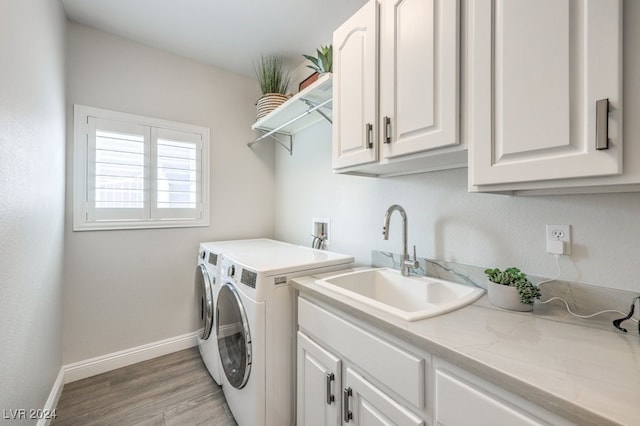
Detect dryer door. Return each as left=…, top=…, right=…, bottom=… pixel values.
left=217, top=283, right=251, bottom=389
left=195, top=264, right=214, bottom=340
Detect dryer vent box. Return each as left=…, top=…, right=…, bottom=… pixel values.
left=312, top=217, right=330, bottom=248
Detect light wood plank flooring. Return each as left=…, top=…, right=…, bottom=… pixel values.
left=53, top=347, right=236, bottom=426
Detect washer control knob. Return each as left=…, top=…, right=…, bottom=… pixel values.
left=227, top=264, right=235, bottom=277
left=200, top=251, right=206, bottom=260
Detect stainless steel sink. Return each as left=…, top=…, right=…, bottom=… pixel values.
left=315, top=268, right=484, bottom=321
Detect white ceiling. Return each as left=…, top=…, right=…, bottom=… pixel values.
left=61, top=0, right=368, bottom=78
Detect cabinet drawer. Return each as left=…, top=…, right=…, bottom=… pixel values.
left=435, top=368, right=545, bottom=425
left=298, top=296, right=426, bottom=408
left=434, top=359, right=573, bottom=426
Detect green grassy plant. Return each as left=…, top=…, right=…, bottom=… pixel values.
left=254, top=55, right=290, bottom=95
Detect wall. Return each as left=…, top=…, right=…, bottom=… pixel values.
left=274, top=1, right=640, bottom=294
left=0, top=0, right=66, bottom=416
left=64, top=22, right=275, bottom=364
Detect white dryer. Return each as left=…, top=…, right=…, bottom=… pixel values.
left=195, top=243, right=225, bottom=385
left=196, top=239, right=263, bottom=384
left=215, top=239, right=353, bottom=426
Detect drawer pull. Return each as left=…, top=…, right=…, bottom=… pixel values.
left=343, top=387, right=353, bottom=422
left=596, top=98, right=610, bottom=150
left=366, top=123, right=373, bottom=149
left=384, top=116, right=392, bottom=144
left=326, top=373, right=335, bottom=405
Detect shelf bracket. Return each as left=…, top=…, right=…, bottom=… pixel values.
left=266, top=132, right=293, bottom=155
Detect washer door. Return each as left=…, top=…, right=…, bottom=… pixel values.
left=195, top=264, right=213, bottom=340
left=217, top=283, right=251, bottom=389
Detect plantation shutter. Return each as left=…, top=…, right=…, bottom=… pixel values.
left=74, top=105, right=209, bottom=231
left=87, top=117, right=149, bottom=222
left=151, top=127, right=203, bottom=220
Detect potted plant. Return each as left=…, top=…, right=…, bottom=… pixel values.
left=484, top=267, right=541, bottom=311
left=254, top=55, right=291, bottom=119
left=303, top=44, right=333, bottom=74
left=299, top=45, right=333, bottom=91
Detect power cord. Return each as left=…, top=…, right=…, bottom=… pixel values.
left=536, top=253, right=562, bottom=286
left=537, top=254, right=639, bottom=324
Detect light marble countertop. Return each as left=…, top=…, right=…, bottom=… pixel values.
left=292, top=268, right=640, bottom=426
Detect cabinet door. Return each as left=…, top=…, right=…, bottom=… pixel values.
left=469, top=0, right=622, bottom=186
left=344, top=367, right=424, bottom=426
left=379, top=0, right=459, bottom=159
left=297, top=332, right=342, bottom=426
left=333, top=0, right=379, bottom=169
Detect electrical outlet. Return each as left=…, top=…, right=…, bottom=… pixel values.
left=546, top=224, right=571, bottom=255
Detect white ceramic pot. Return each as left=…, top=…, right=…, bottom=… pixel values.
left=486, top=281, right=533, bottom=312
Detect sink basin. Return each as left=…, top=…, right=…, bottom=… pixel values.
left=315, top=268, right=484, bottom=321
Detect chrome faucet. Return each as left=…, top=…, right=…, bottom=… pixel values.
left=382, top=204, right=419, bottom=277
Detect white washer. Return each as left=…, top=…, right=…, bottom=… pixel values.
left=215, top=239, right=353, bottom=426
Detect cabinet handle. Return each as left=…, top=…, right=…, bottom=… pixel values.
left=343, top=387, right=353, bottom=422
left=384, top=116, right=392, bottom=144
left=366, top=123, right=373, bottom=149
left=596, top=98, right=610, bottom=150
left=325, top=373, right=335, bottom=404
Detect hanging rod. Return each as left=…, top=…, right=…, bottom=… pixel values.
left=248, top=97, right=333, bottom=148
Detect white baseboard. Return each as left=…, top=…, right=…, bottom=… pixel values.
left=63, top=331, right=199, bottom=384
left=37, top=368, right=64, bottom=426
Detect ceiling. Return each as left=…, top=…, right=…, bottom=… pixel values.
left=61, top=0, right=368, bottom=78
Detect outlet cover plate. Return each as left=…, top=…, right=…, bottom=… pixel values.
left=546, top=224, right=571, bottom=255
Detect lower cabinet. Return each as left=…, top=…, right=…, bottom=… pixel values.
left=345, top=367, right=424, bottom=426
left=296, top=295, right=573, bottom=425
left=297, top=296, right=429, bottom=425
left=297, top=332, right=342, bottom=425
left=297, top=332, right=424, bottom=426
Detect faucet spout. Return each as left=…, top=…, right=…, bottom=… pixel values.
left=382, top=204, right=417, bottom=277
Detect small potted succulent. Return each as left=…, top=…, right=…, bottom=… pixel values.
left=253, top=55, right=291, bottom=119
left=299, top=45, right=333, bottom=91
left=303, top=44, right=333, bottom=74
left=484, top=267, right=541, bottom=311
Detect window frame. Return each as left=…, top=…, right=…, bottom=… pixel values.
left=73, top=104, right=210, bottom=231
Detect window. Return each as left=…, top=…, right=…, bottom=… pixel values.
left=73, top=105, right=210, bottom=230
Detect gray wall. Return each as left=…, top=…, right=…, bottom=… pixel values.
left=0, top=0, right=66, bottom=416
left=274, top=1, right=640, bottom=294
left=63, top=22, right=276, bottom=364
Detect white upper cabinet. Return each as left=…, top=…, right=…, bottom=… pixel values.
left=469, top=0, right=623, bottom=191
left=379, top=0, right=459, bottom=159
left=333, top=0, right=465, bottom=177
left=332, top=0, right=379, bottom=169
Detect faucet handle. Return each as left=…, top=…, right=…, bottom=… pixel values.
left=404, top=245, right=420, bottom=270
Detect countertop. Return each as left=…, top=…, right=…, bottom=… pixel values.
left=292, top=269, right=640, bottom=426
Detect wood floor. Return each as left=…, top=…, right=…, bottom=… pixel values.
left=53, top=348, right=237, bottom=426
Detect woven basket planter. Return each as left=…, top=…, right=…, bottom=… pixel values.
left=256, top=93, right=289, bottom=119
